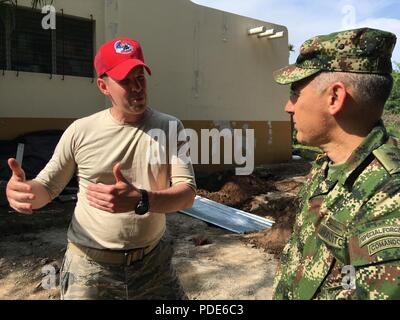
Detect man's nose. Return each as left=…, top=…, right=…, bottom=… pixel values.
left=284, top=100, right=295, bottom=114
left=130, top=78, right=142, bottom=92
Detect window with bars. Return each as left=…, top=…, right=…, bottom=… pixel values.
left=56, top=14, right=94, bottom=78
left=0, top=4, right=95, bottom=78
left=0, top=18, right=5, bottom=71
left=12, top=7, right=52, bottom=73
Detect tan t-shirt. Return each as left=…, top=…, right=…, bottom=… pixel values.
left=34, top=108, right=196, bottom=250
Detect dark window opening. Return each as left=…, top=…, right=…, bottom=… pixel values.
left=11, top=7, right=52, bottom=73
left=0, top=4, right=95, bottom=78
left=57, top=15, right=94, bottom=78
left=0, top=6, right=7, bottom=70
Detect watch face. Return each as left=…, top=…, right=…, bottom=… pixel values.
left=135, top=202, right=148, bottom=215
left=135, top=190, right=149, bottom=215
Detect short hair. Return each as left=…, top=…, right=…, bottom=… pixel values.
left=311, top=72, right=394, bottom=106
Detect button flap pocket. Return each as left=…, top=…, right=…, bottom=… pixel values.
left=317, top=216, right=348, bottom=264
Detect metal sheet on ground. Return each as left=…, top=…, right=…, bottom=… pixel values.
left=180, top=196, right=274, bottom=234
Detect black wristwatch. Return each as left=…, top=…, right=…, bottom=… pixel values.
left=135, top=189, right=149, bottom=215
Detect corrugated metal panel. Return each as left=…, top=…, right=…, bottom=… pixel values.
left=180, top=196, right=274, bottom=234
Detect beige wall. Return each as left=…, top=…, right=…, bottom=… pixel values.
left=0, top=0, right=105, bottom=120
left=112, top=0, right=290, bottom=122
left=107, top=0, right=292, bottom=164
left=184, top=120, right=292, bottom=169
left=0, top=0, right=292, bottom=164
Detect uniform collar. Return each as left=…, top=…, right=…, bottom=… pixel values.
left=325, top=123, right=388, bottom=187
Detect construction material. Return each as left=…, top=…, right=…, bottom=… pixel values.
left=180, top=196, right=274, bottom=234
left=16, top=143, right=25, bottom=165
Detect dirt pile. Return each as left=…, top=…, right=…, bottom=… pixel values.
left=196, top=160, right=311, bottom=257
left=196, top=171, right=276, bottom=208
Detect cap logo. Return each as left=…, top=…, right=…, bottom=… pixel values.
left=114, top=40, right=134, bottom=54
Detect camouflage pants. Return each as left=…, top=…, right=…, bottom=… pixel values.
left=60, top=235, right=187, bottom=300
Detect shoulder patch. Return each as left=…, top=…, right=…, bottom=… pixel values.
left=359, top=225, right=400, bottom=247
left=373, top=144, right=400, bottom=175
left=367, top=237, right=400, bottom=256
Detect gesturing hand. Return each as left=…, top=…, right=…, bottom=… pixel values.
left=6, top=158, right=35, bottom=214
left=87, top=163, right=141, bottom=213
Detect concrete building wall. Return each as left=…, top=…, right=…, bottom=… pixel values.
left=0, top=0, right=292, bottom=167
left=0, top=0, right=105, bottom=139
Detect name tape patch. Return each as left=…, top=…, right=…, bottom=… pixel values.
left=318, top=224, right=346, bottom=249
left=359, top=226, right=400, bottom=247
left=367, top=237, right=400, bottom=256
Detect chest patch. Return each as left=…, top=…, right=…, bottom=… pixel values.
left=359, top=226, right=400, bottom=247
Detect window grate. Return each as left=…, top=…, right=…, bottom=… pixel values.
left=0, top=4, right=95, bottom=78
left=0, top=6, right=7, bottom=70
left=11, top=7, right=52, bottom=74
left=56, top=14, right=94, bottom=78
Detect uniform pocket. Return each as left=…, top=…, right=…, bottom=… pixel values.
left=317, top=216, right=349, bottom=264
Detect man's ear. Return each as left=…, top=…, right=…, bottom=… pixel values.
left=97, top=78, right=109, bottom=95
left=326, top=82, right=347, bottom=116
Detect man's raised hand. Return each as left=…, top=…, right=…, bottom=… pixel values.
left=6, top=158, right=35, bottom=214
left=87, top=163, right=141, bottom=213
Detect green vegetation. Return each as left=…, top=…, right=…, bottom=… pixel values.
left=385, top=63, right=400, bottom=115
left=383, top=63, right=400, bottom=139
left=383, top=63, right=400, bottom=138
left=384, top=121, right=400, bottom=139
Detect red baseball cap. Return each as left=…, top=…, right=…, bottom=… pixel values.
left=94, top=38, right=152, bottom=80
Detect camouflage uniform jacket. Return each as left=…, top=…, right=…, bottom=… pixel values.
left=273, top=124, right=400, bottom=300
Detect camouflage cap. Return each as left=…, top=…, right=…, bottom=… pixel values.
left=274, top=28, right=397, bottom=85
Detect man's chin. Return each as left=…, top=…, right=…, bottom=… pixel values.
left=128, top=104, right=147, bottom=113
left=296, top=134, right=309, bottom=146
left=297, top=136, right=317, bottom=148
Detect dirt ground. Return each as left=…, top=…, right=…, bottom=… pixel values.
left=0, top=160, right=310, bottom=300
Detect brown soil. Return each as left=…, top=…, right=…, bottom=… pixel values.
left=196, top=160, right=310, bottom=256
left=0, top=159, right=311, bottom=300
left=197, top=173, right=276, bottom=208
left=244, top=207, right=297, bottom=256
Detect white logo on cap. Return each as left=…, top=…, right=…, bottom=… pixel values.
left=114, top=40, right=134, bottom=54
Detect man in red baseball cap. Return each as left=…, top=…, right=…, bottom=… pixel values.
left=6, top=38, right=196, bottom=300
left=95, top=38, right=153, bottom=123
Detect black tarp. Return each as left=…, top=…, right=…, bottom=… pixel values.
left=0, top=130, right=77, bottom=194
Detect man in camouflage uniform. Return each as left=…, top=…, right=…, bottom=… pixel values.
left=272, top=28, right=400, bottom=299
